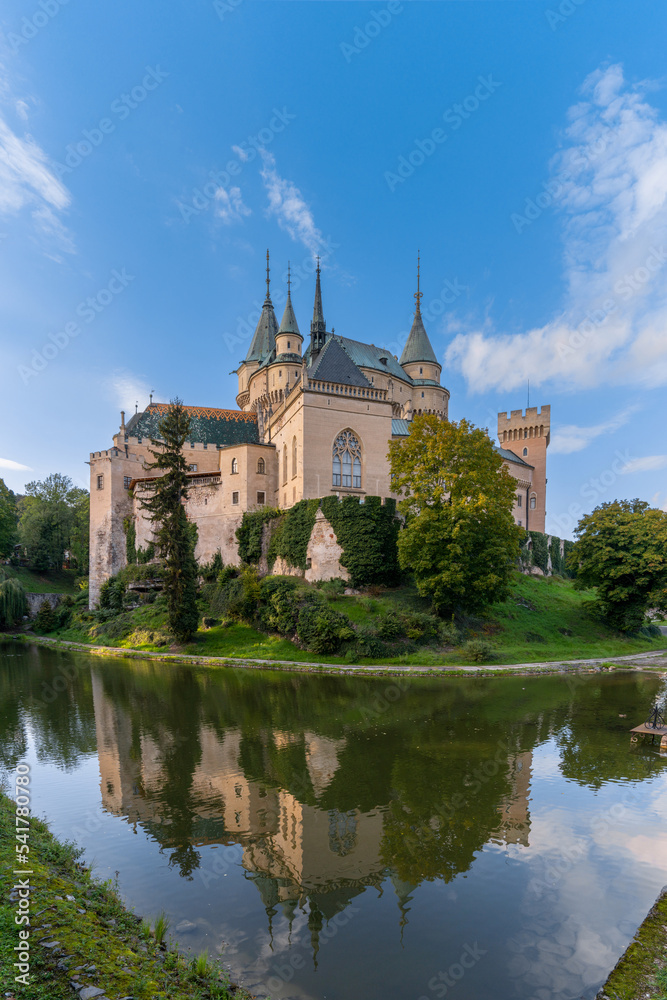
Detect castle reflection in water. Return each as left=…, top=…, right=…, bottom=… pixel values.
left=92, top=669, right=532, bottom=944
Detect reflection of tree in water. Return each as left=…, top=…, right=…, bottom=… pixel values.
left=328, top=809, right=358, bottom=856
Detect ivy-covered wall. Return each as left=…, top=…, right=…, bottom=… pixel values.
left=236, top=496, right=400, bottom=588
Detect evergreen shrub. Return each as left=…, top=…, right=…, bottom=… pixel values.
left=35, top=598, right=55, bottom=633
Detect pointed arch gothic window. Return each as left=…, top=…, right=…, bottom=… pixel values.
left=333, top=430, right=362, bottom=488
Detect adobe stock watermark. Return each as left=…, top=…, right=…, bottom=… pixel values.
left=177, top=108, right=296, bottom=224
left=418, top=942, right=487, bottom=999
left=545, top=0, right=587, bottom=31
left=18, top=268, right=135, bottom=386
left=551, top=450, right=633, bottom=536
left=6, top=0, right=71, bottom=54
left=52, top=66, right=168, bottom=179
left=213, top=0, right=242, bottom=21
left=340, top=2, right=403, bottom=63
left=385, top=75, right=502, bottom=192
left=511, top=123, right=615, bottom=234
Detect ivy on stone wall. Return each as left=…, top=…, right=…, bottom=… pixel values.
left=320, top=495, right=400, bottom=588
left=563, top=539, right=576, bottom=578
left=529, top=530, right=549, bottom=573
left=267, top=499, right=320, bottom=571
left=549, top=535, right=564, bottom=575
left=123, top=517, right=137, bottom=565
left=236, top=507, right=281, bottom=565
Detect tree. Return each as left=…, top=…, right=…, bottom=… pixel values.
left=572, top=499, right=667, bottom=632
left=0, top=479, right=18, bottom=558
left=139, top=399, right=199, bottom=642
left=18, top=474, right=90, bottom=572
left=35, top=598, right=55, bottom=633
left=388, top=416, right=522, bottom=615
left=0, top=577, right=27, bottom=628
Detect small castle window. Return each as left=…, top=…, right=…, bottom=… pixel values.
left=523, top=448, right=528, bottom=456
left=292, top=436, right=297, bottom=478
left=257, top=457, right=265, bottom=475
left=231, top=458, right=238, bottom=474
left=421, top=392, right=425, bottom=398
left=530, top=495, right=537, bottom=509
left=518, top=519, right=522, bottom=527
left=517, top=495, right=522, bottom=507
left=232, top=491, right=239, bottom=505
left=420, top=367, right=423, bottom=374
left=97, top=475, right=104, bottom=490
left=123, top=476, right=132, bottom=490
left=287, top=341, right=291, bottom=350
left=524, top=429, right=528, bottom=439
left=189, top=464, right=198, bottom=472
left=257, top=491, right=266, bottom=505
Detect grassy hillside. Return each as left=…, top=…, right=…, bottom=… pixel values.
left=45, top=572, right=667, bottom=666
left=1, top=565, right=81, bottom=594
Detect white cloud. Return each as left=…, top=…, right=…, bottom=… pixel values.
left=214, top=185, right=251, bottom=224
left=550, top=405, right=639, bottom=454
left=231, top=144, right=249, bottom=162
left=0, top=457, right=32, bottom=471
left=259, top=149, right=325, bottom=256
left=620, top=454, right=667, bottom=474
left=446, top=64, right=667, bottom=392
left=106, top=371, right=158, bottom=414
left=0, top=73, right=74, bottom=254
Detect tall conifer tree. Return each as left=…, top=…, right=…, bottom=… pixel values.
left=140, top=399, right=199, bottom=642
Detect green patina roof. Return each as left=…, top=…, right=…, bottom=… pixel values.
left=310, top=337, right=372, bottom=387
left=245, top=297, right=278, bottom=363
left=125, top=403, right=258, bottom=447
left=399, top=308, right=438, bottom=365
left=278, top=289, right=301, bottom=337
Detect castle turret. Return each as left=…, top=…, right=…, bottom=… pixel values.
left=276, top=264, right=302, bottom=357
left=236, top=250, right=278, bottom=409
left=400, top=256, right=449, bottom=418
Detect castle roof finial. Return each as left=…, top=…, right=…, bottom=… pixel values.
left=414, top=250, right=423, bottom=317
left=310, top=256, right=326, bottom=349
left=278, top=260, right=301, bottom=338
left=287, top=261, right=291, bottom=296
left=265, top=248, right=271, bottom=303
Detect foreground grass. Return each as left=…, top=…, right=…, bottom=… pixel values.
left=0, top=789, right=250, bottom=1000
left=599, top=886, right=667, bottom=1000
left=43, top=573, right=667, bottom=666
left=1, top=565, right=80, bottom=595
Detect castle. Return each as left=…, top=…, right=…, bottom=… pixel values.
left=88, top=255, right=550, bottom=606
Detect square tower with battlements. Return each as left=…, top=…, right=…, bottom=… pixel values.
left=497, top=406, right=550, bottom=533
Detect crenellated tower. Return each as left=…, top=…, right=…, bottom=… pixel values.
left=497, top=406, right=550, bottom=532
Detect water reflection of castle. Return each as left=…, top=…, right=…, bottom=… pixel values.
left=92, top=671, right=531, bottom=926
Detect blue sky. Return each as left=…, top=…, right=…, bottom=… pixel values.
left=1, top=0, right=667, bottom=537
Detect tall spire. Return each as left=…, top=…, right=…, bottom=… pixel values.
left=244, top=250, right=278, bottom=363
left=310, top=256, right=327, bottom=354
left=265, top=248, right=271, bottom=304
left=278, top=261, right=301, bottom=339
left=399, top=252, right=438, bottom=367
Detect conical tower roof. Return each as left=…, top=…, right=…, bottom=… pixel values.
left=311, top=260, right=326, bottom=336
left=278, top=264, right=301, bottom=337
left=245, top=250, right=278, bottom=362
left=399, top=255, right=438, bottom=366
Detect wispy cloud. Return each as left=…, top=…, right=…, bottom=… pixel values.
left=0, top=72, right=74, bottom=255
left=214, top=185, right=251, bottom=224
left=550, top=405, right=640, bottom=454
left=106, top=371, right=158, bottom=413
left=620, top=455, right=667, bottom=474
left=446, top=64, right=667, bottom=392
left=0, top=457, right=32, bottom=471
left=260, top=149, right=325, bottom=256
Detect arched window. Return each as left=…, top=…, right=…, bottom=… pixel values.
left=523, top=447, right=528, bottom=456
left=333, top=430, right=362, bottom=488
left=530, top=495, right=537, bottom=509
left=283, top=444, right=288, bottom=485
left=524, top=428, right=528, bottom=439
left=292, top=437, right=297, bottom=478
left=231, top=457, right=238, bottom=474
left=257, top=457, right=265, bottom=475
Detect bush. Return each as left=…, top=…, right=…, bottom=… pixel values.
left=210, top=568, right=260, bottom=623
left=199, top=551, right=223, bottom=582
left=376, top=611, right=403, bottom=639
left=438, top=620, right=460, bottom=645
left=258, top=577, right=300, bottom=635
left=529, top=532, right=549, bottom=573
left=461, top=639, right=495, bottom=663
left=35, top=598, right=55, bottom=633
left=319, top=578, right=347, bottom=599
left=350, top=627, right=387, bottom=659
left=296, top=599, right=355, bottom=654
left=99, top=576, right=126, bottom=612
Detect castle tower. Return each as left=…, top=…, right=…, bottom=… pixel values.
left=236, top=250, right=278, bottom=408
left=399, top=255, right=449, bottom=418
left=275, top=264, right=302, bottom=357
left=497, top=406, right=550, bottom=532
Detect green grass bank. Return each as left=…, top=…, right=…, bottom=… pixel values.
left=598, top=886, right=667, bottom=1000
left=43, top=572, right=667, bottom=667
left=0, top=789, right=251, bottom=1000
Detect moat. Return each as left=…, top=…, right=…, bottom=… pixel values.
left=1, top=641, right=667, bottom=1000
